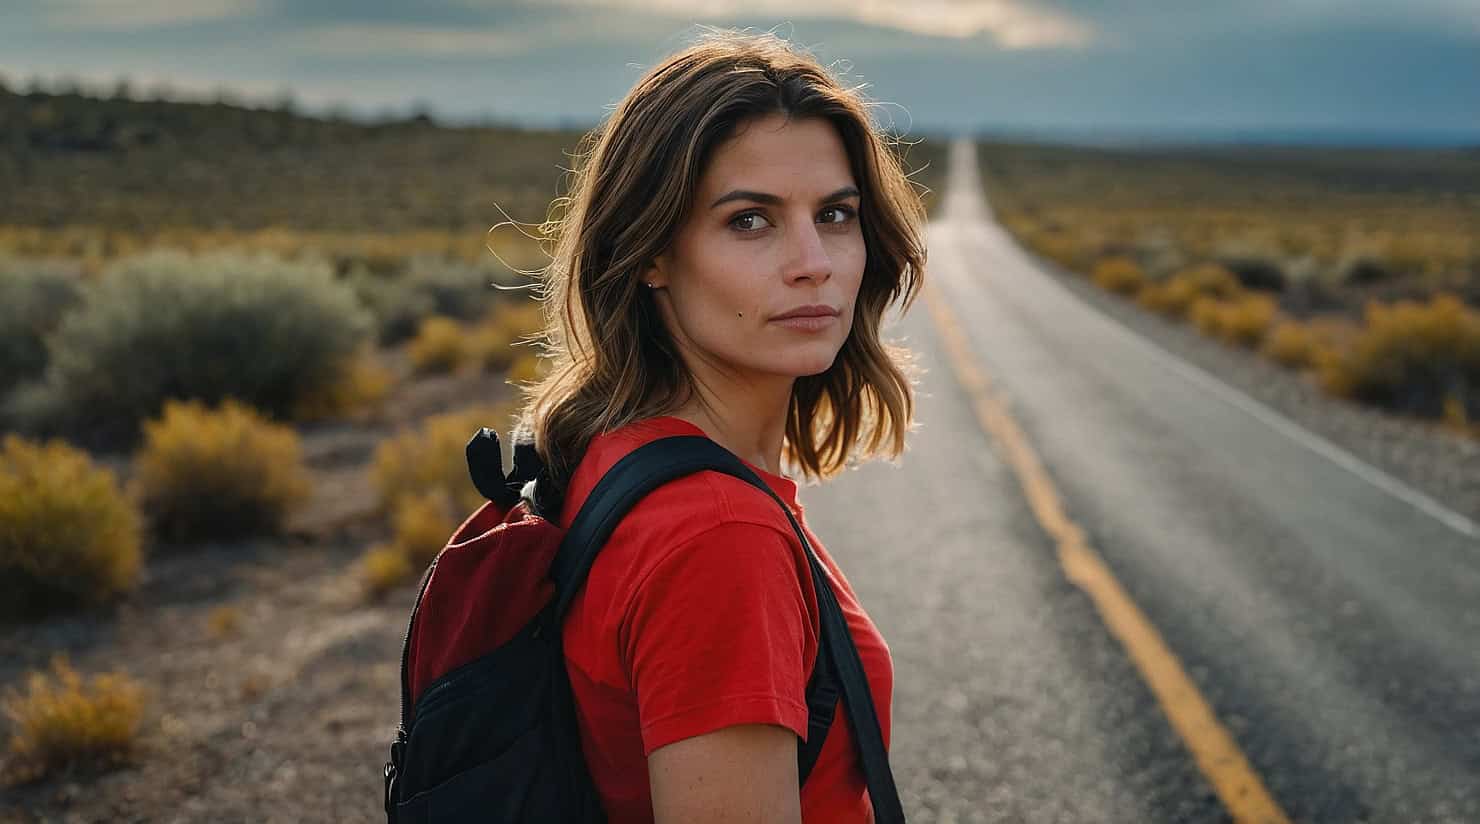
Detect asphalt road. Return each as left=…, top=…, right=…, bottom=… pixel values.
left=798, top=139, right=1480, bottom=823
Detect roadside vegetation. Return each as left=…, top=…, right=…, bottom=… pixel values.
left=980, top=140, right=1480, bottom=436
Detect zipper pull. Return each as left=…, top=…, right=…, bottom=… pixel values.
left=384, top=731, right=406, bottom=816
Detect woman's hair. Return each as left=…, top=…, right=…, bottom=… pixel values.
left=508, top=26, right=929, bottom=502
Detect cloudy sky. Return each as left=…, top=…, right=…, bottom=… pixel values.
left=2, top=0, right=1478, bottom=143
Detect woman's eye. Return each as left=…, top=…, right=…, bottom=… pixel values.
left=729, top=206, right=855, bottom=233
left=820, top=205, right=857, bottom=225
left=730, top=212, right=771, bottom=232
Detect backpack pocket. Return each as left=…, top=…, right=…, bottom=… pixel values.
left=393, top=721, right=547, bottom=822
left=393, top=611, right=605, bottom=823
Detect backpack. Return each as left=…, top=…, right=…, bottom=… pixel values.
left=382, top=426, right=907, bottom=823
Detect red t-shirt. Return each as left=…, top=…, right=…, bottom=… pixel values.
left=555, top=415, right=895, bottom=823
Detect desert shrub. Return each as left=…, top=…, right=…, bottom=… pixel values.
left=391, top=490, right=459, bottom=568
left=290, top=343, right=395, bottom=423
left=1262, top=320, right=1320, bottom=368
left=130, top=398, right=313, bottom=544
left=355, top=490, right=459, bottom=599
left=1301, top=316, right=1366, bottom=378
left=1188, top=297, right=1222, bottom=336
left=1189, top=294, right=1279, bottom=348
left=1228, top=297, right=1276, bottom=347
left=408, top=316, right=469, bottom=375
left=348, top=259, right=506, bottom=345
left=1136, top=263, right=1242, bottom=319
left=3, top=249, right=373, bottom=450
left=1317, top=293, right=1480, bottom=420
left=1, top=656, right=145, bottom=784
left=358, top=544, right=413, bottom=600
left=1091, top=256, right=1147, bottom=296
left=1341, top=257, right=1395, bottom=286
left=474, top=299, right=545, bottom=373
left=0, top=434, right=144, bottom=620
left=1023, top=228, right=1088, bottom=270
left=405, top=257, right=504, bottom=322
left=371, top=402, right=517, bottom=517
left=507, top=352, right=547, bottom=387
left=1219, top=257, right=1287, bottom=292
left=472, top=325, right=519, bottom=373
left=1179, top=262, right=1242, bottom=299
left=346, top=268, right=437, bottom=345
left=1137, top=276, right=1200, bottom=318
left=0, top=259, right=82, bottom=395
left=494, top=299, right=546, bottom=336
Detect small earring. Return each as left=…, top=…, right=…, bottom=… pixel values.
left=645, top=282, right=655, bottom=288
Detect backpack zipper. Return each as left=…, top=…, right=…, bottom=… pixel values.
left=386, top=556, right=442, bottom=816
left=397, top=558, right=440, bottom=732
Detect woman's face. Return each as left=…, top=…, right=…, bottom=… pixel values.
left=646, top=113, right=866, bottom=385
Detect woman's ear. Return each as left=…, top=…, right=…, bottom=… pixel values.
left=644, top=254, right=669, bottom=290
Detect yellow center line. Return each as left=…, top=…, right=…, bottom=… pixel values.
left=922, top=277, right=1292, bottom=824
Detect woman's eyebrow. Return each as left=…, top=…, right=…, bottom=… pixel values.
left=709, top=185, right=860, bottom=210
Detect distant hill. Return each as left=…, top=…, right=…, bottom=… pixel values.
left=0, top=86, right=583, bottom=232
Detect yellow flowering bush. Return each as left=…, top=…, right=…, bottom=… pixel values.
left=2, top=656, right=146, bottom=783
left=0, top=434, right=143, bottom=619
left=130, top=398, right=312, bottom=544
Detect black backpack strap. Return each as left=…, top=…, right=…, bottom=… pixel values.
left=796, top=636, right=840, bottom=784
left=547, top=435, right=904, bottom=822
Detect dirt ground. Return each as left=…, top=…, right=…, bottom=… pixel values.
left=0, top=347, right=517, bottom=824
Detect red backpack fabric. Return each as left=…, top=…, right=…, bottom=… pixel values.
left=381, top=426, right=904, bottom=823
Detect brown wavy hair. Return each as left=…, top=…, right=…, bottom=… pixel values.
left=507, top=27, right=929, bottom=505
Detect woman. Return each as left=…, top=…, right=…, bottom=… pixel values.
left=510, top=27, right=927, bottom=824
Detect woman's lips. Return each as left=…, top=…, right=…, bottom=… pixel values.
left=769, top=314, right=839, bottom=332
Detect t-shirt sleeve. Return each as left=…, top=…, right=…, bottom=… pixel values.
left=622, top=520, right=815, bottom=757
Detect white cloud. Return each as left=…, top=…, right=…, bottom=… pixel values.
left=520, top=0, right=1097, bottom=48
left=43, top=0, right=269, bottom=30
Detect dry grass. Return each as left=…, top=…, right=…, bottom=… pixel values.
left=1092, top=256, right=1148, bottom=296
left=979, top=140, right=1480, bottom=295
left=291, top=344, right=396, bottom=423
left=354, top=490, right=460, bottom=599
left=1262, top=320, right=1321, bottom=368
left=371, top=403, right=519, bottom=518
left=1317, top=294, right=1480, bottom=420
left=507, top=352, right=549, bottom=388
left=472, top=299, right=546, bottom=374
left=357, top=544, right=415, bottom=601
left=1137, top=264, right=1242, bottom=319
left=391, top=491, right=460, bottom=568
left=1, top=656, right=146, bottom=785
left=1189, top=293, right=1280, bottom=348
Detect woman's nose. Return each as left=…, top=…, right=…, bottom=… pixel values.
left=786, top=223, right=832, bottom=284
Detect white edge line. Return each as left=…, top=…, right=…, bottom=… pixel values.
left=951, top=216, right=1479, bottom=541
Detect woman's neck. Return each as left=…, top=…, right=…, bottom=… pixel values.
left=667, top=383, right=792, bottom=477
